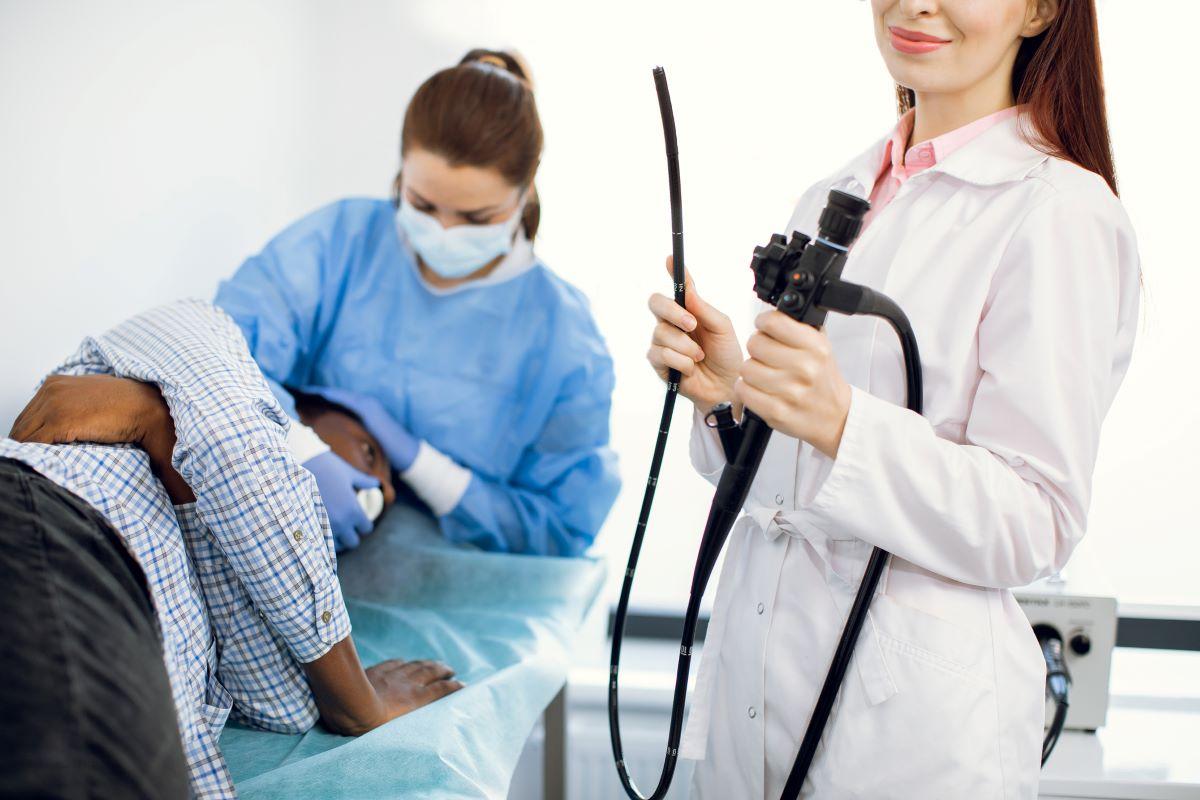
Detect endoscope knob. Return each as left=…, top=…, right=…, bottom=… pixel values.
left=787, top=231, right=812, bottom=256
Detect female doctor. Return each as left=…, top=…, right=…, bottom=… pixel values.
left=647, top=1, right=1139, bottom=797
left=213, top=49, right=619, bottom=554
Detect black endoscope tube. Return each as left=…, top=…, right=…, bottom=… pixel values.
left=779, top=322, right=921, bottom=800
left=609, top=79, right=930, bottom=799
left=608, top=66, right=689, bottom=800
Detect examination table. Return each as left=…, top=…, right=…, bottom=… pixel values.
left=219, top=500, right=605, bottom=799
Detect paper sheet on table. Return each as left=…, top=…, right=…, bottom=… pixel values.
left=219, top=500, right=605, bottom=800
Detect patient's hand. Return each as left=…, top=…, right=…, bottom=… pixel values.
left=365, top=659, right=464, bottom=724
left=304, top=637, right=463, bottom=736
left=10, top=375, right=194, bottom=503
left=11, top=374, right=156, bottom=446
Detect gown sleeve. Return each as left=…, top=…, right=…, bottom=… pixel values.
left=793, top=183, right=1141, bottom=588
left=439, top=346, right=621, bottom=557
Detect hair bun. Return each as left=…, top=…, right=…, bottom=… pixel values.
left=460, top=48, right=533, bottom=89
left=474, top=54, right=509, bottom=70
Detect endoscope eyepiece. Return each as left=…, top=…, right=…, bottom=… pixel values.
left=817, top=189, right=871, bottom=248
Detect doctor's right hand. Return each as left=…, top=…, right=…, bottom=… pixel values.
left=302, top=451, right=379, bottom=552
left=646, top=257, right=744, bottom=411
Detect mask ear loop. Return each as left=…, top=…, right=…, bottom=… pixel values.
left=505, top=186, right=533, bottom=243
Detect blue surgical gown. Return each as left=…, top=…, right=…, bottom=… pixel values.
left=214, top=198, right=620, bottom=557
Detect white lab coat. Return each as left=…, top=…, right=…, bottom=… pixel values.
left=680, top=114, right=1140, bottom=799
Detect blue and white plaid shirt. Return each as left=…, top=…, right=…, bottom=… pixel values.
left=0, top=300, right=351, bottom=798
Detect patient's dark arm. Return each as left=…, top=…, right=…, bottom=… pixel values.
left=303, top=637, right=463, bottom=736
left=9, top=374, right=194, bottom=503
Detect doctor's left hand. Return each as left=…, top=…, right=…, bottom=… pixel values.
left=735, top=311, right=852, bottom=459
left=300, top=386, right=419, bottom=472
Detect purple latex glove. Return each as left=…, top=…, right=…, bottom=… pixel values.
left=299, top=386, right=420, bottom=471
left=303, top=450, right=379, bottom=551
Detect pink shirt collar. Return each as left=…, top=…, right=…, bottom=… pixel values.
left=860, top=105, right=1024, bottom=231
left=882, top=105, right=1022, bottom=183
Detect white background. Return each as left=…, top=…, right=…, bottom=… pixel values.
left=0, top=0, right=1196, bottom=614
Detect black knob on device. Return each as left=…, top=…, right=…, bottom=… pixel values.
left=1069, top=633, right=1092, bottom=656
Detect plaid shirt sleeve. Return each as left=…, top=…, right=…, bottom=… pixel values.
left=69, top=299, right=351, bottom=663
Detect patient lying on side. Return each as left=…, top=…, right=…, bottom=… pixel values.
left=0, top=301, right=458, bottom=799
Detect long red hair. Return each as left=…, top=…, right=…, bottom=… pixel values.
left=898, top=0, right=1117, bottom=195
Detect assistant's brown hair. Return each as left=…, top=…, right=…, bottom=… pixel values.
left=395, top=49, right=544, bottom=239
left=897, top=0, right=1118, bottom=195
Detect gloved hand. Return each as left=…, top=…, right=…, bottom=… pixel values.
left=300, top=386, right=420, bottom=472
left=303, top=450, right=380, bottom=551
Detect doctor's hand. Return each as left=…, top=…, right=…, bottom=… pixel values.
left=299, top=386, right=419, bottom=472
left=646, top=257, right=743, bottom=411
left=735, top=311, right=852, bottom=459
left=303, top=451, right=379, bottom=551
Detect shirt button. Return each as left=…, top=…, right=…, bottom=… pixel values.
left=321, top=611, right=332, bottom=624
left=757, top=602, right=765, bottom=615
left=775, top=494, right=784, bottom=505
left=748, top=706, right=758, bottom=719
left=293, top=530, right=305, bottom=542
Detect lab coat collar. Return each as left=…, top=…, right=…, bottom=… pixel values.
left=827, top=112, right=1049, bottom=200
left=930, top=113, right=1049, bottom=186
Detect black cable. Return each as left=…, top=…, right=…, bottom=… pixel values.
left=779, top=300, right=921, bottom=800
left=608, top=66, right=689, bottom=800
left=1036, top=626, right=1071, bottom=766
left=1042, top=701, right=1069, bottom=766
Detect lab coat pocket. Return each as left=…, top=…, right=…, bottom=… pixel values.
left=813, top=595, right=1003, bottom=798
left=870, top=594, right=987, bottom=678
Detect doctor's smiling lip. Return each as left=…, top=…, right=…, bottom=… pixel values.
left=889, top=26, right=952, bottom=55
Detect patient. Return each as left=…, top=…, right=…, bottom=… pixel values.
left=0, top=301, right=458, bottom=799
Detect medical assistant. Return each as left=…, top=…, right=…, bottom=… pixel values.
left=680, top=109, right=1141, bottom=798
left=215, top=198, right=620, bottom=557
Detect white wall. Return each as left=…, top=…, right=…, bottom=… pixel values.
left=0, top=0, right=1195, bottom=611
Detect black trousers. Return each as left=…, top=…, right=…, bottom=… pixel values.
left=0, top=458, right=188, bottom=799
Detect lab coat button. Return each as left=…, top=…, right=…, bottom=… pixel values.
left=748, top=706, right=757, bottom=719
left=756, top=602, right=765, bottom=615
left=775, top=494, right=784, bottom=505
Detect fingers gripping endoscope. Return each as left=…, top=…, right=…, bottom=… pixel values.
left=608, top=68, right=939, bottom=800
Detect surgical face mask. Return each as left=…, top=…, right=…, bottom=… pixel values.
left=397, top=196, right=525, bottom=279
